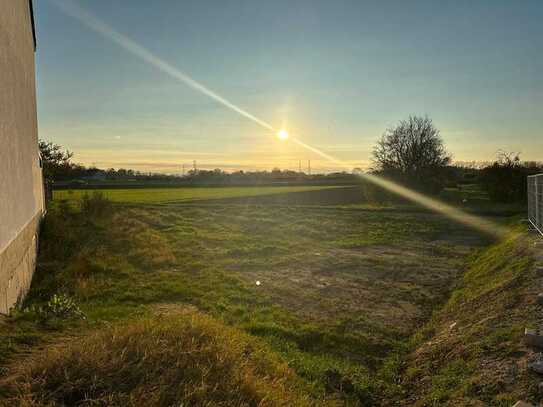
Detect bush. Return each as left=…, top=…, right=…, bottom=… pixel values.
left=480, top=152, right=542, bottom=203
left=1, top=313, right=313, bottom=406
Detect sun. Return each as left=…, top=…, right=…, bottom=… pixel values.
left=277, top=129, right=289, bottom=140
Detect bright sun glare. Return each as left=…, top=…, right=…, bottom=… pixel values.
left=277, top=129, right=289, bottom=140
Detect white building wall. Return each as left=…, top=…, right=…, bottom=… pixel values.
left=0, top=0, right=44, bottom=314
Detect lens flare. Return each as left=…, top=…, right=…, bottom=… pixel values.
left=53, top=0, right=507, bottom=238
left=277, top=130, right=289, bottom=140
left=50, top=0, right=274, bottom=132
left=291, top=138, right=506, bottom=237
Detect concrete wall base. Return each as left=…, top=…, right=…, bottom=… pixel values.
left=0, top=211, right=42, bottom=314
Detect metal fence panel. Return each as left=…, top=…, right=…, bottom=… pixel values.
left=528, top=174, right=543, bottom=235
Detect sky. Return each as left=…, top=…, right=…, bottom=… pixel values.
left=34, top=0, right=543, bottom=173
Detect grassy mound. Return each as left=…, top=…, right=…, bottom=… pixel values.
left=398, top=225, right=541, bottom=405
left=1, top=312, right=314, bottom=406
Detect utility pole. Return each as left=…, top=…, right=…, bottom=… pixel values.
left=308, top=160, right=311, bottom=175
left=193, top=160, right=197, bottom=173
left=299, top=160, right=302, bottom=173
left=182, top=164, right=185, bottom=177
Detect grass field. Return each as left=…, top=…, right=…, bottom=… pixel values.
left=53, top=185, right=348, bottom=204
left=1, top=186, right=537, bottom=405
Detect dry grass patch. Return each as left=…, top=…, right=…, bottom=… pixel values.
left=1, top=312, right=315, bottom=406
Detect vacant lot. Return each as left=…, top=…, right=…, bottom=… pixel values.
left=2, top=187, right=498, bottom=404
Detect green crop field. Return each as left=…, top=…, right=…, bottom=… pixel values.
left=53, top=185, right=347, bottom=204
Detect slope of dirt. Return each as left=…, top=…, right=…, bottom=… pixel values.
left=397, top=226, right=543, bottom=406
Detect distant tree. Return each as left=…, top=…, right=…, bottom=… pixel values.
left=480, top=150, right=542, bottom=203
left=105, top=168, right=117, bottom=180
left=372, top=115, right=451, bottom=192
left=38, top=140, right=74, bottom=181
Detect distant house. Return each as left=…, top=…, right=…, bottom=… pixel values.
left=0, top=0, right=45, bottom=314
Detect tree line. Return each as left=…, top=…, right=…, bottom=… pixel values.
left=38, top=141, right=360, bottom=187
left=40, top=115, right=542, bottom=202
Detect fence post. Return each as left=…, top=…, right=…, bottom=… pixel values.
left=537, top=176, right=541, bottom=229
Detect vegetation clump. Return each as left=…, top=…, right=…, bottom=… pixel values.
left=25, top=293, right=85, bottom=321
left=1, top=313, right=313, bottom=406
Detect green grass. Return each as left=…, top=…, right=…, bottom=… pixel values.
left=53, top=185, right=346, bottom=204
left=400, top=225, right=540, bottom=406
left=448, top=228, right=532, bottom=306
left=4, top=189, right=529, bottom=405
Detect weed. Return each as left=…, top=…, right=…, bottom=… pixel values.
left=26, top=293, right=86, bottom=321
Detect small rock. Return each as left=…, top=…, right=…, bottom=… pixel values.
left=524, top=328, right=543, bottom=349
left=255, top=280, right=261, bottom=286
left=420, top=375, right=431, bottom=384
left=537, top=293, right=543, bottom=306
left=529, top=353, right=543, bottom=375
left=529, top=359, right=543, bottom=374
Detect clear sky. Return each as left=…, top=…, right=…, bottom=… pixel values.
left=34, top=0, right=543, bottom=173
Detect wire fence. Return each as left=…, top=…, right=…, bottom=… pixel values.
left=528, top=174, right=543, bottom=236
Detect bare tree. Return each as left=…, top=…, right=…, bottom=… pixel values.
left=372, top=116, right=451, bottom=191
